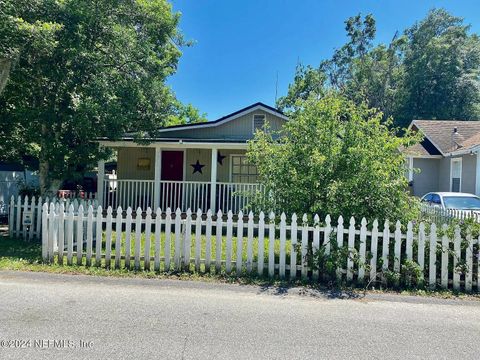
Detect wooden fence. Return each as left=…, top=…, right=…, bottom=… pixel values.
left=8, top=195, right=98, bottom=240
left=41, top=203, right=480, bottom=292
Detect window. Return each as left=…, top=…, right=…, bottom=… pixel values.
left=253, top=114, right=266, bottom=132
left=443, top=196, right=480, bottom=210
left=431, top=194, right=441, bottom=205
left=451, top=158, right=462, bottom=192
left=421, top=194, right=433, bottom=203
left=231, top=155, right=257, bottom=183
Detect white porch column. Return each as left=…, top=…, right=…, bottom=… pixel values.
left=210, top=148, right=218, bottom=212
left=476, top=151, right=480, bottom=196
left=154, top=147, right=162, bottom=210
left=97, top=159, right=105, bottom=207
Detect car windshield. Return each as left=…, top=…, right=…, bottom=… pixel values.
left=443, top=196, right=480, bottom=210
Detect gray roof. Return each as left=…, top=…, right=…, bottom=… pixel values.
left=411, top=120, right=480, bottom=155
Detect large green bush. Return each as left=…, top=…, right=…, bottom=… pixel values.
left=248, top=94, right=420, bottom=223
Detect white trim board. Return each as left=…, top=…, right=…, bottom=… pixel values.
left=449, top=157, right=462, bottom=192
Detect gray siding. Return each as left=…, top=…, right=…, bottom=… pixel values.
left=461, top=154, right=477, bottom=194
left=438, top=158, right=451, bottom=192
left=159, top=110, right=286, bottom=141
left=412, top=158, right=439, bottom=197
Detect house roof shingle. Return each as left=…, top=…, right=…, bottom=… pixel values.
left=411, top=120, right=480, bottom=155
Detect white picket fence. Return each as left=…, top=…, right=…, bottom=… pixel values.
left=8, top=195, right=98, bottom=240
left=420, top=204, right=480, bottom=225
left=41, top=204, right=480, bottom=292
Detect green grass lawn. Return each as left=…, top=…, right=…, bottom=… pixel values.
left=0, top=231, right=297, bottom=284
left=1, top=232, right=479, bottom=299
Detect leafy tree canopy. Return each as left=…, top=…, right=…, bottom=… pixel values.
left=249, top=93, right=421, bottom=223
left=277, top=9, right=480, bottom=128
left=0, top=0, right=204, bottom=193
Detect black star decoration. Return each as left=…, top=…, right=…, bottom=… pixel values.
left=217, top=152, right=226, bottom=165
left=191, top=160, right=205, bottom=174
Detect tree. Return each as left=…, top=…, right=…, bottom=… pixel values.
left=277, top=9, right=480, bottom=128
left=0, top=0, right=195, bottom=194
left=248, top=93, right=420, bottom=223
left=397, top=9, right=480, bottom=127
left=0, top=0, right=61, bottom=95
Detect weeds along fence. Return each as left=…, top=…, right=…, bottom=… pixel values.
left=41, top=203, right=480, bottom=292
left=420, top=204, right=480, bottom=225
left=8, top=195, right=98, bottom=240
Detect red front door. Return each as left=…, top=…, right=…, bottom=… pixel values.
left=161, top=151, right=184, bottom=181
left=160, top=151, right=184, bottom=210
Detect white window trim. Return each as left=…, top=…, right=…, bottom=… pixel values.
left=450, top=157, right=462, bottom=192
left=407, top=156, right=414, bottom=182
left=252, top=113, right=267, bottom=134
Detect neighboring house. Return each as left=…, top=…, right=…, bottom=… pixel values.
left=0, top=162, right=39, bottom=216
left=404, top=120, right=480, bottom=197
left=97, top=102, right=288, bottom=213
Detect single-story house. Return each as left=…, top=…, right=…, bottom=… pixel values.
left=405, top=120, right=480, bottom=197
left=97, top=102, right=288, bottom=213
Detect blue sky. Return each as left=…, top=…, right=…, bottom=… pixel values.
left=169, top=0, right=480, bottom=120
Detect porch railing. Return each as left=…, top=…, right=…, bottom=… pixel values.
left=102, top=179, right=264, bottom=213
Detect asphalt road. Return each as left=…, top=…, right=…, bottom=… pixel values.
left=0, top=271, right=479, bottom=360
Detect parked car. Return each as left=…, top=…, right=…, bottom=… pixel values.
left=420, top=192, right=480, bottom=211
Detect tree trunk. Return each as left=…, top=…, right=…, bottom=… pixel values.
left=0, top=58, right=12, bottom=95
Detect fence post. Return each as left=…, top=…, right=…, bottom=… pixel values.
left=155, top=208, right=162, bottom=272
left=47, top=203, right=55, bottom=263
left=346, top=217, right=356, bottom=282
left=279, top=212, right=286, bottom=279
left=174, top=208, right=182, bottom=271
left=312, top=214, right=320, bottom=281
left=429, top=223, right=437, bottom=290
left=115, top=206, right=123, bottom=269
left=195, top=209, right=202, bottom=272
left=215, top=210, right=223, bottom=273
left=369, top=219, right=379, bottom=283
left=268, top=212, right=275, bottom=278
left=15, top=195, right=21, bottom=237
left=290, top=214, right=298, bottom=280
left=358, top=218, right=367, bottom=283
left=86, top=205, right=94, bottom=267
left=247, top=211, right=254, bottom=274
left=465, top=228, right=473, bottom=292
left=336, top=215, right=344, bottom=280
left=324, top=215, right=331, bottom=255
left=236, top=211, right=244, bottom=275
left=452, top=225, right=461, bottom=291
left=164, top=208, right=172, bottom=271
left=8, top=196, right=14, bottom=238
left=205, top=209, right=212, bottom=272
left=58, top=203, right=65, bottom=265
left=183, top=209, right=192, bottom=270
left=41, top=203, right=48, bottom=261
left=95, top=205, right=103, bottom=267
left=144, top=207, right=152, bottom=271
left=257, top=212, right=265, bottom=276
left=134, top=207, right=142, bottom=270
left=301, top=214, right=308, bottom=280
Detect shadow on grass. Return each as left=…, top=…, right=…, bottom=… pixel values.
left=0, top=235, right=43, bottom=264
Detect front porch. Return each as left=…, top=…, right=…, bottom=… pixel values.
left=97, top=142, right=263, bottom=213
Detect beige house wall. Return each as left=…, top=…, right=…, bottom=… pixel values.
left=117, top=147, right=155, bottom=180
left=116, top=147, right=249, bottom=183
